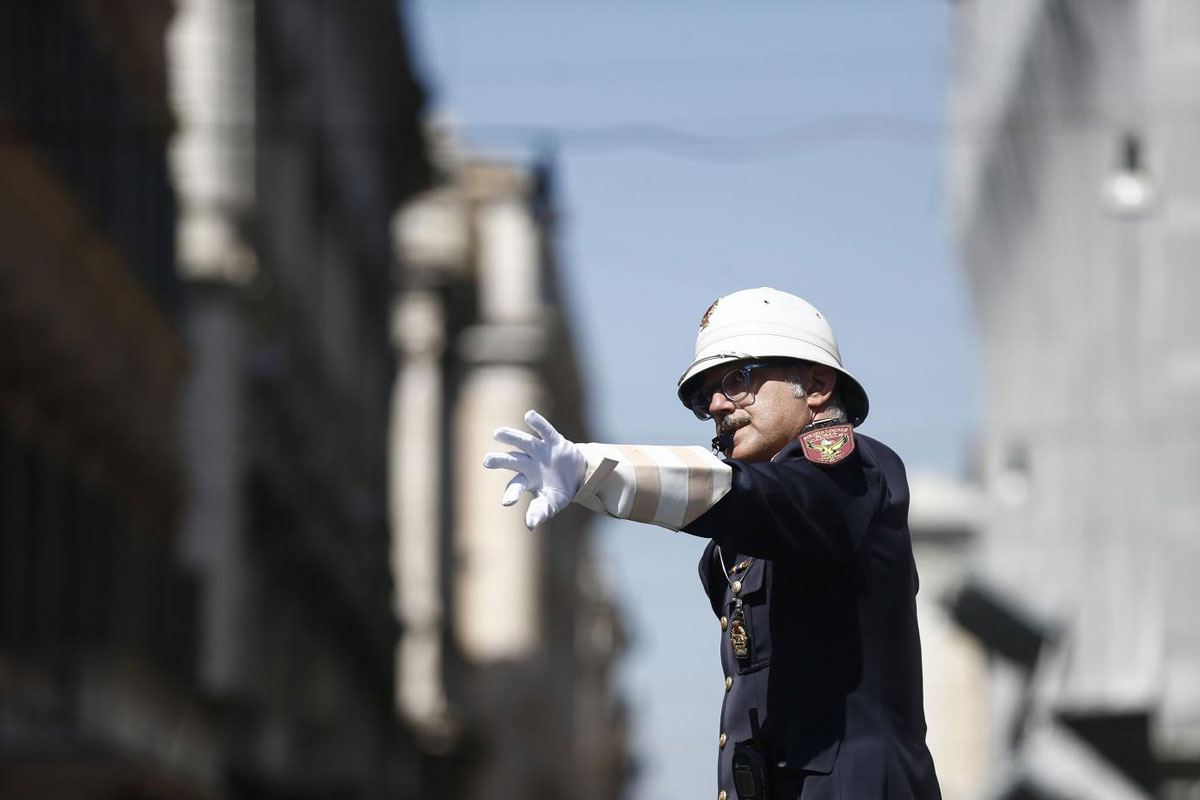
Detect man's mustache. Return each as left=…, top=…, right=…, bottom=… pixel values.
left=718, top=416, right=748, bottom=435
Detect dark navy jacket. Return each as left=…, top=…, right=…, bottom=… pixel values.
left=683, top=433, right=941, bottom=800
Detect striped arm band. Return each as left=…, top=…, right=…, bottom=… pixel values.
left=571, top=443, right=733, bottom=531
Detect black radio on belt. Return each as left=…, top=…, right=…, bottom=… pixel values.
left=732, top=708, right=771, bottom=800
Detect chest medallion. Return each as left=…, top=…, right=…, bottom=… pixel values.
left=730, top=599, right=751, bottom=660
left=719, top=549, right=755, bottom=661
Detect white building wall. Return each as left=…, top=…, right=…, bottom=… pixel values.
left=454, top=363, right=546, bottom=661
left=1142, top=0, right=1200, bottom=758
left=949, top=0, right=1200, bottom=789
left=390, top=142, right=628, bottom=800
left=391, top=290, right=452, bottom=730
left=454, top=197, right=548, bottom=662
left=168, top=0, right=256, bottom=695
left=909, top=473, right=990, bottom=800
left=168, top=0, right=257, bottom=285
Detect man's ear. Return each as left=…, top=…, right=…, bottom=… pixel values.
left=805, top=365, right=837, bottom=409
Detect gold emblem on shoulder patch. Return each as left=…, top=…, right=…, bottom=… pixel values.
left=699, top=298, right=719, bottom=330
left=799, top=423, right=856, bottom=465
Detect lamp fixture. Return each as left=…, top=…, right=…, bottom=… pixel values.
left=1103, top=132, right=1155, bottom=217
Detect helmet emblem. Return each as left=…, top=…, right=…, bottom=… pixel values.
left=699, top=298, right=720, bottom=330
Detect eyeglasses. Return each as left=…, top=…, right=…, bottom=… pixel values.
left=687, top=362, right=780, bottom=420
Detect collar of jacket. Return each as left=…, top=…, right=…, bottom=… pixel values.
left=801, top=416, right=849, bottom=434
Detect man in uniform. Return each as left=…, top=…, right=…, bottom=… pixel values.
left=483, top=287, right=941, bottom=799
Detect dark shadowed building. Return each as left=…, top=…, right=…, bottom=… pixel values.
left=0, top=0, right=430, bottom=798
left=169, top=0, right=429, bottom=797
left=0, top=1, right=213, bottom=796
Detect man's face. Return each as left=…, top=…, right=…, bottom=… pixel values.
left=699, top=361, right=813, bottom=463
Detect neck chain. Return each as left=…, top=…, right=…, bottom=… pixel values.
left=717, top=546, right=754, bottom=595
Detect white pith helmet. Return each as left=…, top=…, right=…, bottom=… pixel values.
left=676, top=287, right=870, bottom=427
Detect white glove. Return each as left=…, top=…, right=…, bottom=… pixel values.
left=483, top=410, right=587, bottom=530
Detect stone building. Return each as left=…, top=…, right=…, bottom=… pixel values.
left=0, top=1, right=216, bottom=796
left=169, top=0, right=430, bottom=797
left=0, top=0, right=431, bottom=797
left=907, top=474, right=988, bottom=800
left=947, top=1, right=1200, bottom=797
left=391, top=132, right=630, bottom=800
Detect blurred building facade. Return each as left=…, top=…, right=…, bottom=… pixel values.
left=948, top=1, right=1200, bottom=797
left=169, top=0, right=429, bottom=797
left=391, top=133, right=630, bottom=800
left=0, top=1, right=214, bottom=796
left=1, top=0, right=432, bottom=797
left=907, top=475, right=989, bottom=800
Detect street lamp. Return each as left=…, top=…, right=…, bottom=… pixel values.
left=1102, top=133, right=1155, bottom=218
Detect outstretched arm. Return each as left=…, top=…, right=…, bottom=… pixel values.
left=483, top=410, right=733, bottom=531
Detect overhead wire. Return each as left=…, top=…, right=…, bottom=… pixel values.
left=454, top=116, right=942, bottom=162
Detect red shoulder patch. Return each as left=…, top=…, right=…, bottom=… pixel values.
left=799, top=424, right=856, bottom=466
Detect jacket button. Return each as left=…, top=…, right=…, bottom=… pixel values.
left=719, top=791, right=727, bottom=800
left=724, top=676, right=733, bottom=692
left=720, top=616, right=728, bottom=631
left=719, top=733, right=727, bottom=748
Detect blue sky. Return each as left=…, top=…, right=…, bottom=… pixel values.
left=406, top=3, right=972, bottom=797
